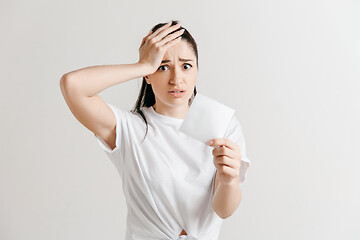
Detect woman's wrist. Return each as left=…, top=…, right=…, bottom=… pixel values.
left=136, top=61, right=156, bottom=76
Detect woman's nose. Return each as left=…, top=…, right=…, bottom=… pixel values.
left=169, top=68, right=184, bottom=85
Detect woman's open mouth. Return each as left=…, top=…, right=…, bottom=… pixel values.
left=168, top=90, right=186, bottom=98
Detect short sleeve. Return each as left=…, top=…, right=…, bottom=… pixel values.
left=224, top=115, right=251, bottom=186
left=93, top=102, right=125, bottom=155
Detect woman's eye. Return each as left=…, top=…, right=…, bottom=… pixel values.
left=158, top=65, right=168, bottom=71
left=183, top=63, right=192, bottom=70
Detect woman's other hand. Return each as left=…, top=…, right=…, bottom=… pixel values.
left=138, top=22, right=185, bottom=74
left=207, top=138, right=243, bottom=186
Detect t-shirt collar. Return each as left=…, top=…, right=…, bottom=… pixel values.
left=144, top=105, right=184, bottom=127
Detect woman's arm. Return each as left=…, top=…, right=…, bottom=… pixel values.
left=212, top=177, right=242, bottom=219
left=208, top=138, right=244, bottom=219
left=61, top=63, right=151, bottom=97
left=59, top=63, right=151, bottom=150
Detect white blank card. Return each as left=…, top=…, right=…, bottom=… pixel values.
left=179, top=92, right=235, bottom=144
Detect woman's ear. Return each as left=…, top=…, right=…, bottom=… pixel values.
left=145, top=75, right=151, bottom=84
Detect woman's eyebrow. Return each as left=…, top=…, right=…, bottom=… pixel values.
left=161, top=58, right=194, bottom=63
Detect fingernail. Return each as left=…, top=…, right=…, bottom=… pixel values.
left=206, top=140, right=213, bottom=146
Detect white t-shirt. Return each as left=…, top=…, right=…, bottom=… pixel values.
left=94, top=103, right=251, bottom=240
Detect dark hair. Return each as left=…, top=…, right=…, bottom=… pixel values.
left=130, top=20, right=199, bottom=143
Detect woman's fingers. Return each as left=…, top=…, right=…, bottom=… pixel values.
left=161, top=33, right=183, bottom=50
left=139, top=31, right=153, bottom=50
left=149, top=22, right=172, bottom=39
left=149, top=22, right=171, bottom=38
left=150, top=23, right=182, bottom=43
left=159, top=28, right=185, bottom=48
left=213, top=156, right=239, bottom=170
left=140, top=22, right=178, bottom=50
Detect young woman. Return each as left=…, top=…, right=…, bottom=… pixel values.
left=60, top=20, right=251, bottom=240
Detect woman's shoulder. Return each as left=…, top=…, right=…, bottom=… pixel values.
left=108, top=103, right=153, bottom=124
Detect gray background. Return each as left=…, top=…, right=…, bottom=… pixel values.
left=1, top=0, right=359, bottom=239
